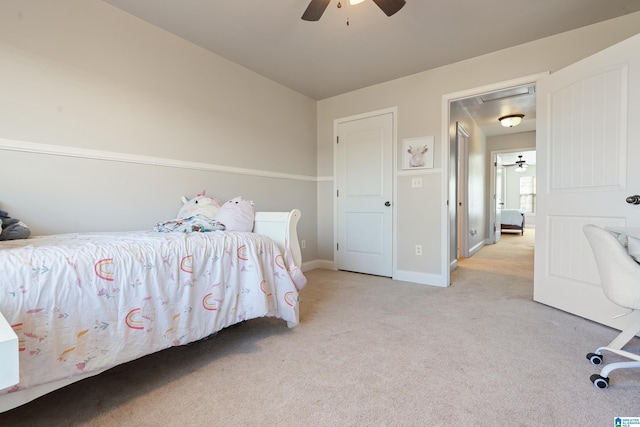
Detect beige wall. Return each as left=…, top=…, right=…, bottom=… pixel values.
left=487, top=131, right=536, bottom=153
left=317, top=12, right=640, bottom=282
left=0, top=0, right=318, bottom=262
left=2, top=1, right=640, bottom=280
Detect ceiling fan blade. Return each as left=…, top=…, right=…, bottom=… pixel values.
left=302, top=0, right=331, bottom=21
left=371, top=0, right=406, bottom=17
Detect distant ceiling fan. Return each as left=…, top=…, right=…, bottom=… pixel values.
left=504, top=155, right=528, bottom=172
left=302, top=0, right=406, bottom=21
left=500, top=154, right=527, bottom=169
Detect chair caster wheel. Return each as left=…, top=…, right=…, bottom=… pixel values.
left=587, top=352, right=603, bottom=365
left=591, top=374, right=609, bottom=389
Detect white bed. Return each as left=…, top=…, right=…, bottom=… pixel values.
left=0, top=209, right=302, bottom=412
left=500, top=209, right=525, bottom=235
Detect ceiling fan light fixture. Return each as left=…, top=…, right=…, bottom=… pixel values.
left=514, top=155, right=527, bottom=172
left=302, top=0, right=405, bottom=21
left=499, top=114, right=525, bottom=128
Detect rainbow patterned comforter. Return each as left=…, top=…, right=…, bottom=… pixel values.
left=0, top=230, right=299, bottom=394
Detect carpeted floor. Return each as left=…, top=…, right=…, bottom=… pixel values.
left=0, top=230, right=639, bottom=426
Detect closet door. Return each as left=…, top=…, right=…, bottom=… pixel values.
left=336, top=112, right=393, bottom=277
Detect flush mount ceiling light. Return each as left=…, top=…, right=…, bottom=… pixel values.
left=498, top=114, right=525, bottom=128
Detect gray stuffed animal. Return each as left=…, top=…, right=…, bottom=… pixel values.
left=0, top=209, right=31, bottom=241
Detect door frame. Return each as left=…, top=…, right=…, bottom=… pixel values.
left=333, top=106, right=397, bottom=276
left=441, top=73, right=548, bottom=285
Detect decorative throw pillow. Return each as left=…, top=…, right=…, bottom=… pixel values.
left=215, top=197, right=255, bottom=232
left=177, top=191, right=221, bottom=220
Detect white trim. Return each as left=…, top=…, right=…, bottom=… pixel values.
left=396, top=168, right=442, bottom=177
left=304, top=260, right=336, bottom=272
left=0, top=138, right=317, bottom=182
left=394, top=269, right=448, bottom=287
left=468, top=240, right=485, bottom=257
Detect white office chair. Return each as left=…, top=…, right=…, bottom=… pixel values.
left=583, top=224, right=640, bottom=389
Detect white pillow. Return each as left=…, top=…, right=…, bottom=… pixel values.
left=214, top=197, right=255, bottom=232
left=177, top=191, right=221, bottom=219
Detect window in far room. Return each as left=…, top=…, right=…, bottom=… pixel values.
left=520, top=176, right=536, bottom=213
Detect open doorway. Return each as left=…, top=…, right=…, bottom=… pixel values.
left=447, top=80, right=538, bottom=273
left=493, top=149, right=536, bottom=242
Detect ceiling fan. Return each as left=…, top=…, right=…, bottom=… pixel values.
left=501, top=154, right=526, bottom=165
left=302, top=0, right=406, bottom=21
left=507, top=155, right=527, bottom=171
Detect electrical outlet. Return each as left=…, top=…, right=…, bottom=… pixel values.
left=415, top=245, right=422, bottom=255
left=301, top=240, right=306, bottom=249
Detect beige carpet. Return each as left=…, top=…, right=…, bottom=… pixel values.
left=1, top=230, right=639, bottom=426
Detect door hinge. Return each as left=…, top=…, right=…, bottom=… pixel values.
left=337, top=243, right=339, bottom=251
left=336, top=136, right=339, bottom=144
left=337, top=189, right=339, bottom=197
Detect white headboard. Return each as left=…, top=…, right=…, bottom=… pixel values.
left=253, top=209, right=302, bottom=269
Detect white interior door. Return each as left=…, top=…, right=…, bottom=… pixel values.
left=336, top=112, right=393, bottom=277
left=456, top=123, right=470, bottom=258
left=534, top=33, right=640, bottom=329
left=494, top=161, right=504, bottom=244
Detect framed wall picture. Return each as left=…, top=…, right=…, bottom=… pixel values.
left=402, top=136, right=434, bottom=169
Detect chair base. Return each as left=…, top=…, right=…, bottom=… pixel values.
left=586, top=314, right=640, bottom=389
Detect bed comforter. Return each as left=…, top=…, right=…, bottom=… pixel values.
left=0, top=230, right=299, bottom=394
left=501, top=209, right=524, bottom=226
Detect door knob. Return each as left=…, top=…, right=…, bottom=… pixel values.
left=626, top=195, right=640, bottom=205
left=384, top=201, right=391, bottom=207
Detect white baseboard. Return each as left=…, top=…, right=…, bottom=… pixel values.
left=468, top=241, right=485, bottom=256
left=393, top=269, right=448, bottom=287
left=301, top=259, right=334, bottom=272
left=302, top=262, right=449, bottom=288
